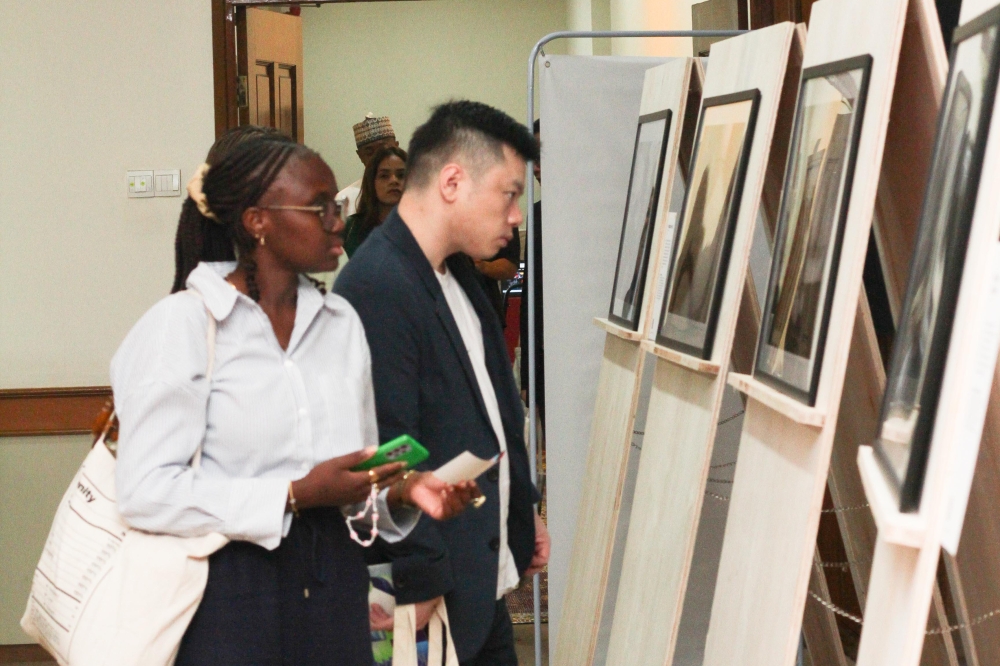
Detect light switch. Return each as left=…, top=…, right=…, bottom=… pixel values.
left=127, top=170, right=154, bottom=198
left=154, top=169, right=182, bottom=197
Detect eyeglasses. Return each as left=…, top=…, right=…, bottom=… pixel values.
left=261, top=199, right=346, bottom=232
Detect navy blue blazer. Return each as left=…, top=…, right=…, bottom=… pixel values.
left=334, top=210, right=538, bottom=659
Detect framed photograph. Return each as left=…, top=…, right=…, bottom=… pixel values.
left=655, top=89, right=761, bottom=359
left=608, top=109, right=673, bottom=330
left=754, top=55, right=874, bottom=405
left=874, top=5, right=1000, bottom=512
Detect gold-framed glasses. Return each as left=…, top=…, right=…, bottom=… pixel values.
left=261, top=199, right=345, bottom=232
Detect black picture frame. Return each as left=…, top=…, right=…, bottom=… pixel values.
left=873, top=4, right=1000, bottom=512
left=655, top=89, right=761, bottom=359
left=753, top=54, right=874, bottom=406
left=608, top=109, right=673, bottom=330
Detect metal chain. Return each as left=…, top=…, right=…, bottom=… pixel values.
left=718, top=410, right=745, bottom=427
left=809, top=590, right=1000, bottom=636
left=710, top=461, right=737, bottom=469
left=707, top=478, right=733, bottom=484
left=926, top=608, right=1000, bottom=635
left=819, top=561, right=851, bottom=571
left=705, top=490, right=730, bottom=502
left=821, top=502, right=871, bottom=514
left=809, top=591, right=864, bottom=625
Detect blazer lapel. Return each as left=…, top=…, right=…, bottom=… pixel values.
left=383, top=212, right=498, bottom=444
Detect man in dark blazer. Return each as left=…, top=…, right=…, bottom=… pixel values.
left=335, top=101, right=549, bottom=665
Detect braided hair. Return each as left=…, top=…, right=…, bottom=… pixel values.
left=172, top=126, right=283, bottom=294
left=171, top=132, right=321, bottom=301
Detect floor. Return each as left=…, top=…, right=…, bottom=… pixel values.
left=513, top=622, right=549, bottom=666
left=7, top=624, right=549, bottom=666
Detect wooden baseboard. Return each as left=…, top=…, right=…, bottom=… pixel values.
left=0, top=386, right=110, bottom=437
left=0, top=644, right=54, bottom=663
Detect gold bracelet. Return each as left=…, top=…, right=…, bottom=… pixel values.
left=393, top=471, right=416, bottom=507
left=288, top=481, right=300, bottom=517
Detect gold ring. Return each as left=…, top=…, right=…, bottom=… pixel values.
left=401, top=470, right=415, bottom=482
left=472, top=496, right=486, bottom=509
left=369, top=470, right=379, bottom=485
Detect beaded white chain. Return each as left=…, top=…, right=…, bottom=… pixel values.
left=345, top=483, right=380, bottom=547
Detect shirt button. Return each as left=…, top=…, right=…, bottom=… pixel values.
left=486, top=468, right=500, bottom=483
left=284, top=360, right=293, bottom=368
left=299, top=408, right=307, bottom=417
left=489, top=537, right=500, bottom=552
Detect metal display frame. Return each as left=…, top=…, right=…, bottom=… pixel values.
left=523, top=29, right=745, bottom=665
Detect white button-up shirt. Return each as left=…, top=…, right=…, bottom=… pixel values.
left=112, top=262, right=415, bottom=550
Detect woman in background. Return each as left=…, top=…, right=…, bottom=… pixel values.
left=343, top=145, right=407, bottom=257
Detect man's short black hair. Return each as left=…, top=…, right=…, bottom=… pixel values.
left=406, top=100, right=540, bottom=188
left=533, top=118, right=540, bottom=135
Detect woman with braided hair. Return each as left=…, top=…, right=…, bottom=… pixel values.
left=111, top=134, right=481, bottom=665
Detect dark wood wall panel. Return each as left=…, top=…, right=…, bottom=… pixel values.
left=750, top=0, right=817, bottom=28
left=0, top=387, right=110, bottom=437
left=0, top=643, right=53, bottom=663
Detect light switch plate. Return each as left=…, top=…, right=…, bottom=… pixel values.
left=127, top=170, right=154, bottom=198
left=154, top=169, right=182, bottom=197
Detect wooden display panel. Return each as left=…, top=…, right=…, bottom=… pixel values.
left=817, top=1, right=953, bottom=662
left=553, top=60, right=697, bottom=666
left=602, top=24, right=801, bottom=666
left=701, top=0, right=912, bottom=664
left=856, top=0, right=1000, bottom=662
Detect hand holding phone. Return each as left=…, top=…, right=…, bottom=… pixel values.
left=350, top=434, right=430, bottom=472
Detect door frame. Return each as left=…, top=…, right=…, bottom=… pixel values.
left=212, top=0, right=415, bottom=140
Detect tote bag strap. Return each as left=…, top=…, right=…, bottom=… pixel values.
left=391, top=601, right=458, bottom=666
left=105, top=289, right=216, bottom=467
left=189, top=288, right=216, bottom=470
left=427, top=600, right=459, bottom=666
left=391, top=604, right=418, bottom=666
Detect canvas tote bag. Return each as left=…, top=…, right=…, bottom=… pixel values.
left=392, top=599, right=459, bottom=666
left=21, top=293, right=228, bottom=666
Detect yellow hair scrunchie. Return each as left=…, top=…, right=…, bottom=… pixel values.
left=186, top=163, right=218, bottom=221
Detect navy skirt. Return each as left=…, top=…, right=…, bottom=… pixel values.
left=175, top=508, right=374, bottom=666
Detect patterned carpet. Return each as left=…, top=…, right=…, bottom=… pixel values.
left=505, top=438, right=547, bottom=625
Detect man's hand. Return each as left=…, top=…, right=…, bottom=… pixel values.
left=475, top=258, right=518, bottom=281
left=370, top=596, right=444, bottom=632
left=370, top=603, right=394, bottom=632
left=415, top=597, right=442, bottom=630
left=387, top=472, right=482, bottom=520
left=525, top=512, right=550, bottom=576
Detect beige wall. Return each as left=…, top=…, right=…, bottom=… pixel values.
left=0, top=0, right=215, bottom=389
left=0, top=436, right=92, bottom=644
left=610, top=0, right=697, bottom=56
left=0, top=0, right=214, bottom=644
left=301, top=0, right=566, bottom=192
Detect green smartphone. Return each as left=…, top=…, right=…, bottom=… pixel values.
left=351, top=434, right=430, bottom=472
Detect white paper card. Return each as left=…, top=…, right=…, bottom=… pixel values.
left=434, top=451, right=501, bottom=484
left=648, top=212, right=678, bottom=341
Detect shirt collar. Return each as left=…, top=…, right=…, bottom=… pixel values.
left=186, top=261, right=347, bottom=324
left=186, top=262, right=240, bottom=321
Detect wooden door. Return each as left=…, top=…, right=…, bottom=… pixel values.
left=237, top=8, right=304, bottom=142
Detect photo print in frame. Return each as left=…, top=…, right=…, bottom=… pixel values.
left=754, top=54, right=873, bottom=405
left=608, top=109, right=673, bottom=330
left=656, top=89, right=761, bottom=359
left=874, top=5, right=1000, bottom=512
